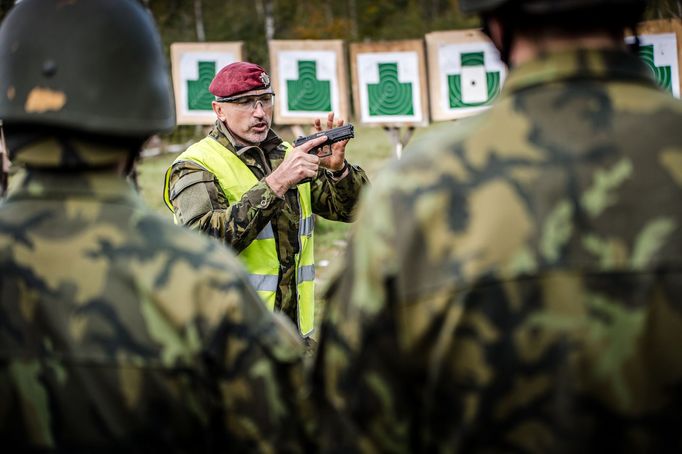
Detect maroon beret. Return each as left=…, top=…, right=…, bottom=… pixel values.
left=209, top=62, right=272, bottom=98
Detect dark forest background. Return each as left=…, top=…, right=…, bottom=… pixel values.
left=0, top=0, right=680, bottom=68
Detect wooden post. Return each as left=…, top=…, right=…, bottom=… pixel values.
left=384, top=126, right=415, bottom=159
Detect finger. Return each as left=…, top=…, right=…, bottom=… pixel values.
left=302, top=166, right=318, bottom=179
left=313, top=118, right=321, bottom=132
left=336, top=118, right=345, bottom=128
left=326, top=112, right=334, bottom=130
left=296, top=135, right=328, bottom=154
left=302, top=152, right=321, bottom=164
left=318, top=144, right=333, bottom=157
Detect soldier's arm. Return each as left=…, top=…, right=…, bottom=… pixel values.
left=167, top=160, right=284, bottom=253
left=310, top=176, right=415, bottom=452
left=185, top=247, right=313, bottom=451
left=310, top=163, right=369, bottom=222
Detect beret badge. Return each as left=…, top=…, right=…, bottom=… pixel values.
left=260, top=72, right=270, bottom=87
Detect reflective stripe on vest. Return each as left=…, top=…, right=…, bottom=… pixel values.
left=249, top=274, right=279, bottom=293
left=256, top=223, right=275, bottom=240
left=298, top=264, right=315, bottom=283
left=163, top=137, right=315, bottom=336
left=299, top=215, right=314, bottom=237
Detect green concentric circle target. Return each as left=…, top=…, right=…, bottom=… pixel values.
left=368, top=63, right=414, bottom=116
left=639, top=44, right=673, bottom=94
left=187, top=61, right=216, bottom=111
left=286, top=60, right=332, bottom=112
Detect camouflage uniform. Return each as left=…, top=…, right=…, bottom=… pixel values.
left=166, top=120, right=368, bottom=325
left=0, top=141, right=310, bottom=452
left=313, top=48, right=682, bottom=452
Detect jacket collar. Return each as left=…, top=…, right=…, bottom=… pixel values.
left=501, top=48, right=658, bottom=97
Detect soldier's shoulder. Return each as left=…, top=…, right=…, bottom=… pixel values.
left=370, top=114, right=486, bottom=197
left=134, top=209, right=242, bottom=272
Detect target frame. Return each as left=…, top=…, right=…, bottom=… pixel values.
left=268, top=40, right=349, bottom=125
left=425, top=30, right=507, bottom=121
left=350, top=40, right=429, bottom=127
left=170, top=42, right=244, bottom=125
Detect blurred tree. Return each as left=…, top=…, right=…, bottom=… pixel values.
left=647, top=0, right=682, bottom=18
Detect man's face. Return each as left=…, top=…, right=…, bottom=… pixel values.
left=212, top=88, right=274, bottom=146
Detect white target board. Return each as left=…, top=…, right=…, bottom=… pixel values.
left=268, top=40, right=349, bottom=125
left=170, top=42, right=244, bottom=125
left=426, top=30, right=507, bottom=121
left=350, top=40, right=429, bottom=127
left=626, top=19, right=682, bottom=98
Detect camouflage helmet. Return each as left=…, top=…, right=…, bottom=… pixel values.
left=460, top=0, right=647, bottom=16
left=0, top=0, right=175, bottom=138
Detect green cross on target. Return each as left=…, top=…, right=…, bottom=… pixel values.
left=187, top=61, right=216, bottom=111
left=286, top=60, right=332, bottom=112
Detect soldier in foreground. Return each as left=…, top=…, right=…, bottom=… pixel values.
left=0, top=0, right=308, bottom=451
left=313, top=0, right=682, bottom=451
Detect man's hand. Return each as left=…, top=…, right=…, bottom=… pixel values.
left=265, top=135, right=327, bottom=197
left=314, top=112, right=348, bottom=172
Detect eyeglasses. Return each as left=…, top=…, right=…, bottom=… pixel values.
left=217, top=93, right=275, bottom=111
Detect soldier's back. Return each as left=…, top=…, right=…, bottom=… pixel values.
left=399, top=49, right=682, bottom=452
left=0, top=169, right=304, bottom=452
left=317, top=48, right=682, bottom=453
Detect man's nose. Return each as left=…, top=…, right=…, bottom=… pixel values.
left=253, top=102, right=266, bottom=116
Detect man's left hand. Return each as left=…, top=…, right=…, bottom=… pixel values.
left=313, top=112, right=348, bottom=172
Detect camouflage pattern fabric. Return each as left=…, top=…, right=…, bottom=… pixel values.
left=167, top=121, right=368, bottom=327
left=312, top=48, right=682, bottom=453
left=0, top=139, right=310, bottom=452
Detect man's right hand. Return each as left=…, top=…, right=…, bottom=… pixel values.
left=265, top=135, right=328, bottom=197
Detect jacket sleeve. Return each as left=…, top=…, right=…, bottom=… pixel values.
left=167, top=160, right=283, bottom=253
left=187, top=246, right=313, bottom=452
left=310, top=163, right=369, bottom=222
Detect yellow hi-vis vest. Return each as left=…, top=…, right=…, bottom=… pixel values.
left=163, top=137, right=315, bottom=336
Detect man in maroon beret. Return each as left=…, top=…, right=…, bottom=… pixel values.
left=164, top=61, right=368, bottom=340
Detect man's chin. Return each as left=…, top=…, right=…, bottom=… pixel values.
left=251, top=129, right=269, bottom=141
left=241, top=131, right=269, bottom=146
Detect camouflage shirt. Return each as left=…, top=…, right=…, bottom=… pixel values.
left=0, top=140, right=310, bottom=452
left=167, top=121, right=368, bottom=326
left=313, top=48, right=682, bottom=453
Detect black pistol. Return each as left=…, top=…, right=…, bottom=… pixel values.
left=294, top=123, right=354, bottom=157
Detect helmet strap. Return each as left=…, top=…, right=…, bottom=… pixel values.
left=627, top=23, right=641, bottom=55
left=482, top=15, right=514, bottom=68
left=500, top=21, right=515, bottom=67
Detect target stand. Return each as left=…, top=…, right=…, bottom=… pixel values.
left=349, top=40, right=429, bottom=159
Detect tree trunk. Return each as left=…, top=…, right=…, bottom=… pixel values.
left=349, top=0, right=358, bottom=39
left=263, top=0, right=274, bottom=41
left=193, top=0, right=206, bottom=42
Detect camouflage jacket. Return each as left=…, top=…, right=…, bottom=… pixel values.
left=313, top=48, right=682, bottom=453
left=167, top=121, right=368, bottom=326
left=0, top=144, right=310, bottom=452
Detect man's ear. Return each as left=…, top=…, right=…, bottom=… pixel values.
left=212, top=101, right=226, bottom=122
